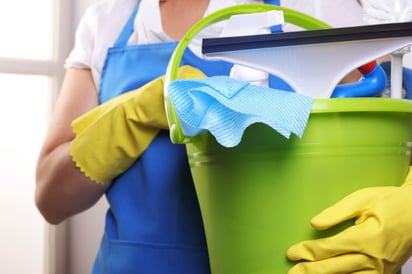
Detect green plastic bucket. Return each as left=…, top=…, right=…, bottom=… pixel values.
left=163, top=4, right=412, bottom=274
left=186, top=98, right=412, bottom=273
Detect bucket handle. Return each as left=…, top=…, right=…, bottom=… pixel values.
left=163, top=4, right=368, bottom=144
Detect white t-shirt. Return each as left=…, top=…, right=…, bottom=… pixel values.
left=65, top=0, right=364, bottom=90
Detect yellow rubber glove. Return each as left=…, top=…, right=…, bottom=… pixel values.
left=287, top=167, right=412, bottom=274
left=70, top=65, right=206, bottom=184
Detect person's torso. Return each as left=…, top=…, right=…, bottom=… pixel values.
left=91, top=1, right=239, bottom=273
left=83, top=0, right=363, bottom=90
left=90, top=0, right=362, bottom=272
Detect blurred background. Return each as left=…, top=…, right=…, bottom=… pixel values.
left=0, top=0, right=108, bottom=273
left=1, top=0, right=411, bottom=273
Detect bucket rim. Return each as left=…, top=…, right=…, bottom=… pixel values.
left=312, top=98, right=412, bottom=113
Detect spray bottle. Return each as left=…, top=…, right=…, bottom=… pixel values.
left=219, top=10, right=284, bottom=87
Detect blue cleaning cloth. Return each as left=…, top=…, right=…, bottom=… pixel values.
left=168, top=76, right=313, bottom=147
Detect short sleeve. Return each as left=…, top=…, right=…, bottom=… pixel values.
left=65, top=6, right=98, bottom=69
left=64, top=0, right=138, bottom=90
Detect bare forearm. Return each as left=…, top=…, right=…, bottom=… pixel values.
left=35, top=142, right=108, bottom=224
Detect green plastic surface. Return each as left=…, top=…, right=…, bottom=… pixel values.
left=163, top=4, right=412, bottom=273
left=187, top=98, right=412, bottom=273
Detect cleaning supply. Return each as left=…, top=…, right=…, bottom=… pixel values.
left=164, top=4, right=333, bottom=144
left=163, top=4, right=412, bottom=274
left=378, top=61, right=412, bottom=98
left=168, top=75, right=313, bottom=148
left=221, top=10, right=285, bottom=87
left=287, top=167, right=412, bottom=274
left=70, top=66, right=204, bottom=184
left=202, top=22, right=412, bottom=98
left=331, top=60, right=387, bottom=98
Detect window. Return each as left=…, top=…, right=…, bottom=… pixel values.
left=0, top=74, right=49, bottom=274
left=0, top=1, right=72, bottom=273
left=0, top=1, right=53, bottom=60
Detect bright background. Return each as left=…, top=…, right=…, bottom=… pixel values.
left=0, top=1, right=53, bottom=273
left=0, top=1, right=411, bottom=274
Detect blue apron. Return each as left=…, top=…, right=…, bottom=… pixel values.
left=92, top=1, right=280, bottom=273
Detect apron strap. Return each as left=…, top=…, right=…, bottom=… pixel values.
left=264, top=0, right=282, bottom=32
left=114, top=0, right=142, bottom=47
left=264, top=0, right=281, bottom=5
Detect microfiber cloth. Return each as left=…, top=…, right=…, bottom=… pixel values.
left=168, top=76, right=313, bottom=147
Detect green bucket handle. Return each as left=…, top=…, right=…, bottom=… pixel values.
left=164, top=4, right=331, bottom=144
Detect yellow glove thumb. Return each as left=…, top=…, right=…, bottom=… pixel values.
left=70, top=65, right=206, bottom=184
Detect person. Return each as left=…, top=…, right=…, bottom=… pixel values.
left=34, top=0, right=411, bottom=273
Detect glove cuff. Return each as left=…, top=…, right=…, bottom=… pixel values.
left=70, top=126, right=160, bottom=185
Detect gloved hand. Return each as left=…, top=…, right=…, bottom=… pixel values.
left=70, top=65, right=206, bottom=184
left=287, top=167, right=412, bottom=274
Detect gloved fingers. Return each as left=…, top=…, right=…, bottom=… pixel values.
left=287, top=221, right=372, bottom=261
left=288, top=253, right=377, bottom=274
left=310, top=188, right=378, bottom=230
left=131, top=65, right=207, bottom=128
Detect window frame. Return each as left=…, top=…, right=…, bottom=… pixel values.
left=0, top=1, right=73, bottom=273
